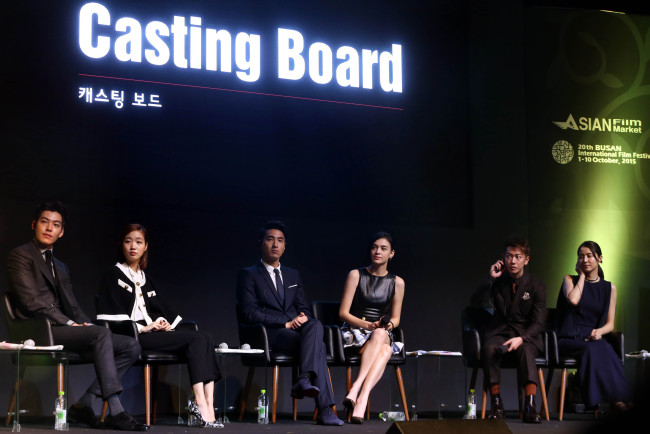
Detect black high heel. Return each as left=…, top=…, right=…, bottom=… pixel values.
left=188, top=401, right=223, bottom=428
left=342, top=398, right=356, bottom=412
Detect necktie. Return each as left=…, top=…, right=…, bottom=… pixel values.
left=273, top=268, right=285, bottom=304
left=44, top=249, right=55, bottom=279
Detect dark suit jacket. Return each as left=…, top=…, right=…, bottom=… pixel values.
left=6, top=241, right=91, bottom=325
left=472, top=270, right=547, bottom=353
left=236, top=261, right=313, bottom=329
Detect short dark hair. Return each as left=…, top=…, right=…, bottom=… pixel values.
left=258, top=220, right=287, bottom=244
left=34, top=201, right=68, bottom=226
left=368, top=231, right=394, bottom=254
left=504, top=235, right=530, bottom=257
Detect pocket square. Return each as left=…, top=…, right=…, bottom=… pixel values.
left=287, top=284, right=298, bottom=289
left=522, top=292, right=530, bottom=300
left=147, top=291, right=157, bottom=297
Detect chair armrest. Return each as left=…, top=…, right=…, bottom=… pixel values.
left=7, top=317, right=56, bottom=346
left=238, top=322, right=271, bottom=362
left=99, top=319, right=140, bottom=340
left=177, top=321, right=198, bottom=331
left=462, top=329, right=481, bottom=363
left=547, top=330, right=559, bottom=365
left=605, top=331, right=624, bottom=363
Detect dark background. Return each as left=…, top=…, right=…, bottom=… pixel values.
left=1, top=0, right=648, bottom=421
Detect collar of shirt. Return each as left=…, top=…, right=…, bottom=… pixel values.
left=261, top=259, right=282, bottom=289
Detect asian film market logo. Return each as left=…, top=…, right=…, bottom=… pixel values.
left=552, top=140, right=574, bottom=164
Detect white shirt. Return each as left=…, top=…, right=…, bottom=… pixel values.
left=261, top=259, right=283, bottom=290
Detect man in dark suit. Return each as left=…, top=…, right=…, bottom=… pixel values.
left=5, top=201, right=148, bottom=431
left=471, top=236, right=547, bottom=423
left=236, top=220, right=343, bottom=426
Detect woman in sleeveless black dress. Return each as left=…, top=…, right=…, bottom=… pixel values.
left=338, top=232, right=405, bottom=424
left=555, top=241, right=630, bottom=411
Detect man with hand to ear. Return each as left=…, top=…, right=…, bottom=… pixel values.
left=471, top=236, right=547, bottom=423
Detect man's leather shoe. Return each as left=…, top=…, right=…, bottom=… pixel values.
left=317, top=406, right=344, bottom=426
left=106, top=411, right=150, bottom=431
left=487, top=393, right=504, bottom=419
left=290, top=377, right=320, bottom=399
left=68, top=403, right=98, bottom=427
left=523, top=395, right=541, bottom=423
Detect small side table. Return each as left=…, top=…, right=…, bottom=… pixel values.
left=214, top=348, right=263, bottom=423
left=406, top=350, right=464, bottom=419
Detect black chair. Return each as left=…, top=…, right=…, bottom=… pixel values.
left=235, top=303, right=299, bottom=423
left=461, top=305, right=549, bottom=420
left=312, top=300, right=409, bottom=422
left=96, top=317, right=197, bottom=426
left=2, top=292, right=94, bottom=426
left=546, top=307, right=625, bottom=420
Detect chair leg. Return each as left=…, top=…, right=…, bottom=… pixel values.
left=559, top=368, right=567, bottom=421
left=517, top=378, right=523, bottom=419
left=5, top=365, right=25, bottom=426
left=292, top=366, right=298, bottom=421
left=537, top=368, right=549, bottom=421
left=271, top=365, right=279, bottom=423
left=144, top=364, right=151, bottom=426
left=346, top=366, right=353, bottom=422
left=481, top=388, right=487, bottom=419
left=100, top=402, right=108, bottom=422
left=395, top=366, right=409, bottom=421
left=238, top=367, right=255, bottom=422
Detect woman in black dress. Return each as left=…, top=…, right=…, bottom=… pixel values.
left=338, top=232, right=405, bottom=424
left=97, top=224, right=222, bottom=428
left=556, top=240, right=630, bottom=411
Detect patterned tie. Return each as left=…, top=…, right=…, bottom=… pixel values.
left=273, top=268, right=285, bottom=304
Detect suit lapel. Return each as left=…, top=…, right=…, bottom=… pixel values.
left=29, top=242, right=56, bottom=288
left=257, top=263, right=284, bottom=309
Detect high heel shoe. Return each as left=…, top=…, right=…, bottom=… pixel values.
left=342, top=398, right=356, bottom=412
left=350, top=416, right=364, bottom=424
left=188, top=401, right=224, bottom=428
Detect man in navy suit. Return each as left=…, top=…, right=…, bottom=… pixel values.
left=5, top=201, right=147, bottom=431
left=236, top=220, right=343, bottom=425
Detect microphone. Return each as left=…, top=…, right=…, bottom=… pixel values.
left=379, top=315, right=390, bottom=328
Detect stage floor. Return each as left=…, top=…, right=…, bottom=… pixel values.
left=4, top=410, right=629, bottom=434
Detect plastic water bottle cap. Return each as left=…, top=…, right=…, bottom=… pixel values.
left=261, top=389, right=266, bottom=393
left=58, top=391, right=65, bottom=395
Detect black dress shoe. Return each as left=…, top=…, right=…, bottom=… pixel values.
left=106, top=411, right=150, bottom=431
left=523, top=395, right=541, bottom=423
left=487, top=393, right=504, bottom=419
left=68, top=403, right=98, bottom=427
left=290, top=377, right=320, bottom=399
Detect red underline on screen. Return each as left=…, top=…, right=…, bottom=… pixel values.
left=78, top=73, right=404, bottom=111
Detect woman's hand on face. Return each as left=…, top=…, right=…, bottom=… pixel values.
left=575, top=260, right=585, bottom=277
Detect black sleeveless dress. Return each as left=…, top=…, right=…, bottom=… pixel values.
left=341, top=268, right=402, bottom=353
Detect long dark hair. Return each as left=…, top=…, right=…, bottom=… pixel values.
left=578, top=240, right=604, bottom=279
left=119, top=223, right=149, bottom=270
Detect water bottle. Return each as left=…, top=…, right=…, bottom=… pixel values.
left=379, top=411, right=405, bottom=421
left=257, top=389, right=269, bottom=424
left=465, top=388, right=476, bottom=419
left=54, top=390, right=68, bottom=430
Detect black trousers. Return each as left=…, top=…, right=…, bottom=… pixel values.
left=269, top=319, right=334, bottom=409
left=138, top=329, right=221, bottom=386
left=482, top=331, right=540, bottom=387
left=52, top=325, right=140, bottom=399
